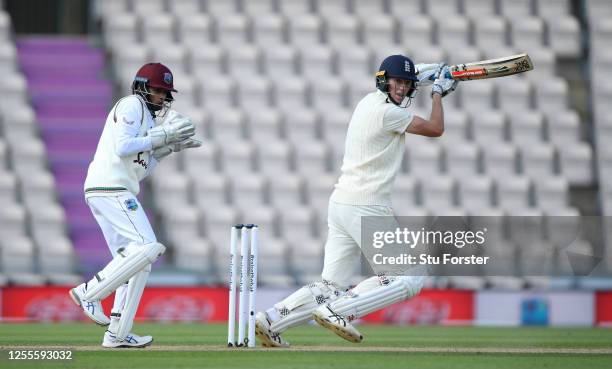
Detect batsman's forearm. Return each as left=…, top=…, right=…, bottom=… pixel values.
left=429, top=94, right=444, bottom=136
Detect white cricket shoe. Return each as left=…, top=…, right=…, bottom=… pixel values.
left=255, top=312, right=290, bottom=348
left=69, top=282, right=110, bottom=326
left=313, top=305, right=363, bottom=343
left=102, top=330, right=153, bottom=348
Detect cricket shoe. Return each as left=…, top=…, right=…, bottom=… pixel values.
left=103, top=330, right=153, bottom=348
left=255, top=312, right=290, bottom=348
left=313, top=305, right=363, bottom=343
left=69, top=282, right=110, bottom=326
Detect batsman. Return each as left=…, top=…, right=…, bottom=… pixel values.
left=256, top=55, right=458, bottom=346
left=69, top=62, right=201, bottom=348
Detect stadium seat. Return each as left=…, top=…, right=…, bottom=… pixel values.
left=257, top=140, right=294, bottom=176
left=227, top=45, right=262, bottom=78
left=184, top=141, right=220, bottom=177
left=463, top=0, right=497, bottom=17
left=520, top=144, right=557, bottom=178
left=173, top=236, right=213, bottom=274
left=536, top=0, right=570, bottom=18
left=142, top=14, right=176, bottom=46
left=201, top=205, right=240, bottom=249
left=436, top=15, right=471, bottom=49
left=193, top=173, right=229, bottom=209
left=316, top=0, right=349, bottom=16
left=499, top=0, right=534, bottom=17
left=399, top=17, right=433, bottom=49
left=170, top=0, right=202, bottom=15
left=294, top=140, right=331, bottom=174
left=237, top=76, right=272, bottom=110
left=231, top=174, right=268, bottom=208
left=289, top=15, right=323, bottom=46
left=426, top=0, right=459, bottom=16
left=299, top=44, right=335, bottom=79
left=510, top=17, right=545, bottom=50
left=247, top=108, right=283, bottom=143
left=178, top=14, right=212, bottom=48
left=306, top=174, right=337, bottom=216
left=558, top=143, right=594, bottom=185
left=152, top=172, right=191, bottom=210
left=471, top=110, right=507, bottom=145
left=205, top=0, right=239, bottom=15
left=336, top=46, right=371, bottom=79
left=497, top=78, right=533, bottom=113
left=273, top=77, right=309, bottom=113
left=509, top=110, right=544, bottom=147
left=534, top=176, right=569, bottom=212
left=459, top=79, right=496, bottom=114
left=388, top=0, right=423, bottom=14
left=324, top=14, right=361, bottom=48
left=263, top=45, right=298, bottom=78
left=132, top=0, right=165, bottom=16
left=311, top=77, right=347, bottom=111
left=444, top=142, right=480, bottom=176
left=547, top=16, right=581, bottom=57
left=405, top=140, right=442, bottom=178
left=243, top=0, right=276, bottom=15
left=420, top=176, right=456, bottom=208
left=284, top=108, right=319, bottom=143
left=392, top=175, right=419, bottom=210
left=458, top=176, right=495, bottom=211
left=482, top=143, right=518, bottom=177
left=253, top=14, right=287, bottom=47
left=208, top=108, right=245, bottom=142
left=269, top=174, right=305, bottom=207
left=219, top=140, right=256, bottom=177
left=439, top=111, right=469, bottom=143
left=496, top=176, right=533, bottom=211
left=1, top=236, right=35, bottom=274
left=199, top=77, right=236, bottom=109
left=352, top=0, right=386, bottom=17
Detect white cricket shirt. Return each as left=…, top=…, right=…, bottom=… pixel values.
left=84, top=95, right=158, bottom=197
left=331, top=90, right=414, bottom=206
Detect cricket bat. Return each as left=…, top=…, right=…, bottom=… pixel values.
left=440, top=53, right=534, bottom=81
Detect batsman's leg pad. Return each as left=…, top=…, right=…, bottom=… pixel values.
left=326, top=275, right=425, bottom=320
left=116, top=264, right=151, bottom=341
left=270, top=280, right=344, bottom=333
left=84, top=242, right=166, bottom=301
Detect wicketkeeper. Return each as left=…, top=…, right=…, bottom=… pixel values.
left=255, top=55, right=458, bottom=346
left=69, top=63, right=201, bottom=348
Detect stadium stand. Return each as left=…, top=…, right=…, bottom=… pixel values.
left=0, top=0, right=608, bottom=288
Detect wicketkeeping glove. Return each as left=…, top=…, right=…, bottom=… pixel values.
left=148, top=117, right=195, bottom=148
left=171, top=138, right=202, bottom=152
left=152, top=146, right=173, bottom=161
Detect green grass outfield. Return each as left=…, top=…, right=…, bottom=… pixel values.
left=1, top=323, right=611, bottom=369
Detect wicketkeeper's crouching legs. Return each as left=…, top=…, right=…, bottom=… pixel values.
left=71, top=241, right=165, bottom=346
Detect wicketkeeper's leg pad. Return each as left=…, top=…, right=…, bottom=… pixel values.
left=84, top=242, right=166, bottom=301
left=115, top=264, right=151, bottom=341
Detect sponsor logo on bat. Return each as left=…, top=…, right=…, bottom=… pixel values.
left=451, top=68, right=487, bottom=78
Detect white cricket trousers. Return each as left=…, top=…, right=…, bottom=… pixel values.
left=86, top=193, right=156, bottom=314
left=321, top=200, right=396, bottom=289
